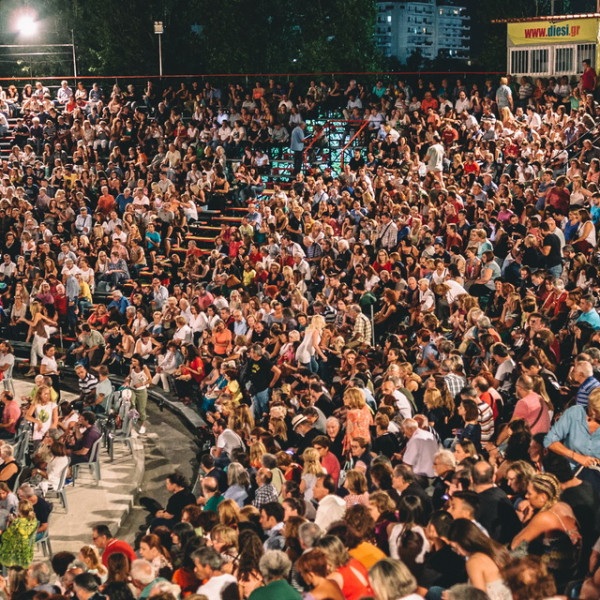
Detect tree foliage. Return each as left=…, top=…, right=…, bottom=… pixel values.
left=0, top=0, right=596, bottom=77
left=0, top=0, right=381, bottom=77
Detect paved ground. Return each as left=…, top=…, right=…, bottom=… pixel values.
left=12, top=378, right=198, bottom=556
left=117, top=401, right=199, bottom=547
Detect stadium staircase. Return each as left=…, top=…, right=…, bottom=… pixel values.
left=0, top=115, right=369, bottom=262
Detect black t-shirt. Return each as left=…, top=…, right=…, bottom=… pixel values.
left=475, top=486, right=521, bottom=544
left=542, top=232, right=562, bottom=268
left=506, top=222, right=527, bottom=239
left=561, top=480, right=599, bottom=553
left=372, top=433, right=400, bottom=458
left=422, top=543, right=467, bottom=589
left=165, top=488, right=197, bottom=522
left=315, top=393, right=335, bottom=417
left=33, top=494, right=52, bottom=525
left=248, top=356, right=274, bottom=392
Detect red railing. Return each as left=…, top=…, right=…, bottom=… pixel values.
left=339, top=120, right=370, bottom=170
left=302, top=119, right=367, bottom=168
left=0, top=71, right=507, bottom=82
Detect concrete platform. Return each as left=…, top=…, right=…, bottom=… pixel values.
left=12, top=379, right=145, bottom=556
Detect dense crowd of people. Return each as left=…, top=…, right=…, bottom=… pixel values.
left=1, top=63, right=600, bottom=600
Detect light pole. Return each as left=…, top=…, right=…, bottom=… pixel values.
left=154, top=21, right=164, bottom=78
left=71, top=29, right=77, bottom=80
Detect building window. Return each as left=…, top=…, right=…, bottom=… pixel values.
left=511, top=49, right=529, bottom=75
left=530, top=48, right=548, bottom=74
left=577, top=43, right=596, bottom=69
left=554, top=47, right=574, bottom=73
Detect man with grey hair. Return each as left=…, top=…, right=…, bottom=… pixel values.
left=432, top=449, right=456, bottom=509
left=254, top=550, right=300, bottom=599
left=130, top=559, right=163, bottom=600
left=347, top=304, right=372, bottom=348
left=298, top=521, right=322, bottom=550
left=24, top=561, right=58, bottom=596
left=573, top=359, right=600, bottom=407
left=192, top=547, right=237, bottom=599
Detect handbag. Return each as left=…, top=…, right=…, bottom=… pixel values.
left=338, top=459, right=354, bottom=485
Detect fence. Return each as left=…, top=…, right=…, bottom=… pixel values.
left=0, top=70, right=509, bottom=93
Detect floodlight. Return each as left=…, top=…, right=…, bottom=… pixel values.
left=16, top=14, right=38, bottom=37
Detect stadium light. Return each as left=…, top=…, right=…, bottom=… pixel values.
left=15, top=12, right=39, bottom=37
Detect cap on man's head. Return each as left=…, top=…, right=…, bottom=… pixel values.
left=291, top=415, right=308, bottom=429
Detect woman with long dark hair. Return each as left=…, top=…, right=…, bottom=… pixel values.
left=448, top=518, right=511, bottom=599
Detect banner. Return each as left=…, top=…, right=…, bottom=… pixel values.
left=508, top=18, right=599, bottom=45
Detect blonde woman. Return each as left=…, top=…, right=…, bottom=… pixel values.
left=300, top=447, right=325, bottom=501
left=369, top=558, right=420, bottom=600
left=21, top=302, right=58, bottom=376
left=0, top=500, right=38, bottom=568
left=78, top=545, right=108, bottom=581
left=25, top=384, right=58, bottom=442
left=249, top=441, right=267, bottom=469
left=510, top=473, right=581, bottom=591
left=343, top=387, right=373, bottom=454
left=295, top=314, right=327, bottom=373
left=268, top=417, right=288, bottom=448
left=291, top=289, right=309, bottom=314
left=218, top=499, right=242, bottom=528
left=423, top=386, right=454, bottom=439
left=209, top=524, right=239, bottom=573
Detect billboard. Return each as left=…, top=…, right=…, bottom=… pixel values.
left=508, top=18, right=599, bottom=46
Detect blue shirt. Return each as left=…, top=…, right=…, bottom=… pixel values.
left=107, top=295, right=129, bottom=315
left=577, top=376, right=600, bottom=406
left=115, top=192, right=132, bottom=214
left=545, top=404, right=600, bottom=462
left=577, top=308, right=600, bottom=331
left=290, top=125, right=306, bottom=152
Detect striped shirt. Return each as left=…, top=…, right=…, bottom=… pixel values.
left=78, top=372, right=99, bottom=397
left=477, top=400, right=495, bottom=442
left=576, top=376, right=600, bottom=407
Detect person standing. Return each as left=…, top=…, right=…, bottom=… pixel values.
left=581, top=59, right=597, bottom=95
left=127, top=354, right=152, bottom=435
left=290, top=122, right=307, bottom=175
left=425, top=135, right=445, bottom=182
left=246, top=344, right=281, bottom=421
left=496, top=76, right=513, bottom=113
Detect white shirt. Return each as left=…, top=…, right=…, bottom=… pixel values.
left=445, top=279, right=467, bottom=304
left=196, top=573, right=237, bottom=600
left=314, top=494, right=346, bottom=531
left=216, top=429, right=244, bottom=456
left=403, top=428, right=438, bottom=477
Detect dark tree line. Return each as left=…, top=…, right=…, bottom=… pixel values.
left=0, top=0, right=597, bottom=78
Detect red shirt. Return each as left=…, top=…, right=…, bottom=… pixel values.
left=97, top=194, right=116, bottom=215
left=101, top=538, right=137, bottom=567
left=322, top=451, right=341, bottom=487
left=582, top=67, right=597, bottom=92
left=421, top=97, right=438, bottom=112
